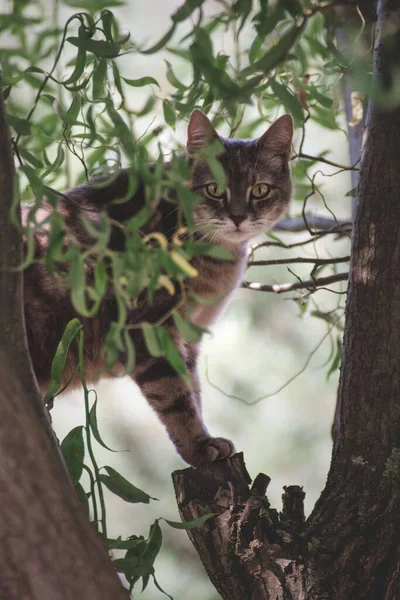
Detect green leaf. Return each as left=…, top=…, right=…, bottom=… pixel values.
left=164, top=513, right=217, bottom=529
left=142, top=323, right=163, bottom=357
left=122, top=76, right=160, bottom=88
left=101, top=9, right=114, bottom=41
left=165, top=60, right=187, bottom=91
left=92, top=59, right=108, bottom=98
left=141, top=24, right=176, bottom=54
left=172, top=312, right=206, bottom=343
left=65, top=94, right=81, bottom=126
left=245, top=25, right=301, bottom=75
left=19, top=149, right=43, bottom=169
left=44, top=319, right=83, bottom=402
left=345, top=187, right=357, bottom=198
left=327, top=336, right=342, bottom=380
left=172, top=0, right=205, bottom=22
left=74, top=481, right=90, bottom=515
left=163, top=99, right=176, bottom=128
left=105, top=99, right=136, bottom=157
left=61, top=426, right=85, bottom=485
left=7, top=114, right=32, bottom=136
left=63, top=46, right=87, bottom=86
left=108, top=536, right=145, bottom=550
left=67, top=36, right=121, bottom=58
left=270, top=80, right=304, bottom=123
left=156, top=326, right=188, bottom=380
left=88, top=396, right=118, bottom=451
left=99, top=466, right=157, bottom=503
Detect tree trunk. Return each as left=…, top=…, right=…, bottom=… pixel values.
left=172, top=1, right=400, bottom=597
left=0, top=82, right=128, bottom=599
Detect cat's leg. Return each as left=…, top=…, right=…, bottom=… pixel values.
left=134, top=346, right=234, bottom=466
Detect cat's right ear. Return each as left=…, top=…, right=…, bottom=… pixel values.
left=187, top=110, right=220, bottom=154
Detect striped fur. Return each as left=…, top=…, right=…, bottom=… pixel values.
left=23, top=111, right=293, bottom=465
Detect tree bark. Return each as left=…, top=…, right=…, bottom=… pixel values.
left=172, top=1, right=400, bottom=597
left=0, top=80, right=128, bottom=599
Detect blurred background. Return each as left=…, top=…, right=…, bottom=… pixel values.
left=1, top=0, right=352, bottom=597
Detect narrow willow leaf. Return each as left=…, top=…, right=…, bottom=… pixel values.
left=327, top=337, right=342, bottom=380
left=172, top=312, right=205, bottom=343
left=7, top=114, right=31, bottom=135
left=122, top=76, right=159, bottom=88
left=170, top=250, right=198, bottom=277
left=94, top=259, right=107, bottom=296
left=141, top=24, right=176, bottom=54
left=61, top=426, right=85, bottom=485
left=101, top=9, right=114, bottom=41
left=156, top=326, right=188, bottom=379
left=142, top=323, right=163, bottom=357
left=92, top=59, right=107, bottom=98
left=105, top=99, right=136, bottom=157
left=172, top=0, right=205, bottom=22
left=88, top=397, right=118, bottom=451
left=165, top=60, right=187, bottom=91
left=66, top=94, right=82, bottom=126
left=152, top=574, right=173, bottom=600
left=164, top=513, right=217, bottom=529
left=204, top=156, right=227, bottom=190
left=67, top=36, right=121, bottom=59
left=112, top=61, right=125, bottom=104
left=44, top=318, right=83, bottom=402
left=63, top=46, right=87, bottom=85
left=244, top=25, right=301, bottom=75
left=19, top=148, right=43, bottom=169
left=107, top=537, right=145, bottom=550
left=122, top=330, right=136, bottom=374
left=270, top=80, right=304, bottom=123
left=74, top=481, right=90, bottom=515
left=99, top=466, right=156, bottom=503
left=162, top=99, right=176, bottom=128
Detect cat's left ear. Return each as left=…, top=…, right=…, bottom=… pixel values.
left=257, top=114, right=293, bottom=159
left=187, top=109, right=220, bottom=154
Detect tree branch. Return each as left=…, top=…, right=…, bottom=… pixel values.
left=275, top=216, right=352, bottom=232
left=241, top=272, right=348, bottom=294
left=0, top=79, right=129, bottom=600
left=248, top=255, right=350, bottom=268
left=292, top=152, right=360, bottom=171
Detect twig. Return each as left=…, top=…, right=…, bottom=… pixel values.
left=293, top=152, right=360, bottom=171
left=275, top=216, right=351, bottom=232
left=251, top=225, right=352, bottom=253
left=241, top=272, right=348, bottom=294
left=248, top=255, right=350, bottom=268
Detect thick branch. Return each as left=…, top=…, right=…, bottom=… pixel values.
left=172, top=454, right=307, bottom=600
left=0, top=81, right=128, bottom=600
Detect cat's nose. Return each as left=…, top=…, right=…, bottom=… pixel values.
left=229, top=214, right=246, bottom=227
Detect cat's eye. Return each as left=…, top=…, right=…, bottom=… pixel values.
left=251, top=183, right=270, bottom=200
left=205, top=182, right=225, bottom=199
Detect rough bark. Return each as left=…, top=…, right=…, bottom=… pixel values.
left=0, top=81, right=128, bottom=599
left=172, top=1, right=400, bottom=598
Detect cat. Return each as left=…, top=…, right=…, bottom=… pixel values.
left=23, top=109, right=293, bottom=466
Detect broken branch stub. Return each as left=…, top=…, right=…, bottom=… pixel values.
left=172, top=453, right=307, bottom=600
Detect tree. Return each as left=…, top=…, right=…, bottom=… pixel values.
left=1, top=0, right=399, bottom=598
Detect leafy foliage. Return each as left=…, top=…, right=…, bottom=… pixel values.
left=1, top=0, right=380, bottom=595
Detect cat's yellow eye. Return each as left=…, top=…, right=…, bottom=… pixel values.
left=251, top=183, right=270, bottom=199
left=205, top=182, right=224, bottom=199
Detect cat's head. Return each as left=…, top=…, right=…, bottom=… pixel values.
left=187, top=110, right=293, bottom=247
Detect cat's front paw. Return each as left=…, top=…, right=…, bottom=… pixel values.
left=188, top=436, right=235, bottom=467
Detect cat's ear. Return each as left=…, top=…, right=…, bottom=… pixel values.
left=257, top=114, right=293, bottom=158
left=187, top=109, right=220, bottom=154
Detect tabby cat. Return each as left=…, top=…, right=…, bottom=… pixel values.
left=23, top=110, right=293, bottom=466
